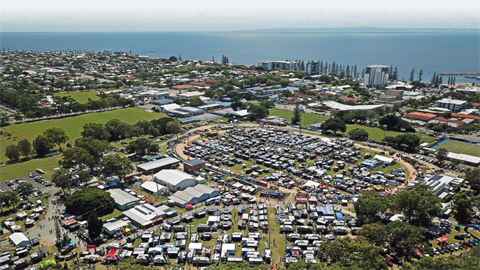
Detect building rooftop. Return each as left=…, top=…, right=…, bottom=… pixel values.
left=107, top=189, right=140, bottom=206
left=154, top=170, right=194, bottom=186
left=136, top=157, right=180, bottom=172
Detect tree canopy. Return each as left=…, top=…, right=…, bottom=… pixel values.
left=320, top=118, right=347, bottom=133
left=43, top=127, right=69, bottom=150
left=100, top=155, right=133, bottom=180
left=348, top=128, right=369, bottom=139
left=354, top=190, right=389, bottom=224
left=64, top=188, right=114, bottom=216
left=436, top=148, right=448, bottom=161
left=465, top=167, right=480, bottom=194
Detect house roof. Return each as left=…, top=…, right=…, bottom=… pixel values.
left=9, top=232, right=29, bottom=245
left=136, top=157, right=180, bottom=172
left=154, top=170, right=194, bottom=186
left=103, top=220, right=129, bottom=232
left=184, top=158, right=205, bottom=167
left=123, top=204, right=166, bottom=226
left=140, top=182, right=167, bottom=193
left=107, top=189, right=140, bottom=206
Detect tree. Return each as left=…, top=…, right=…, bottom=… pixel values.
left=100, top=155, right=133, bottom=180
left=385, top=221, right=425, bottom=260
left=357, top=223, right=389, bottom=246
left=43, top=127, right=69, bottom=151
left=453, top=192, right=480, bottom=222
left=33, top=134, right=55, bottom=157
left=126, top=138, right=151, bottom=155
left=436, top=148, right=449, bottom=161
left=76, top=170, right=93, bottom=187
left=354, top=191, right=389, bottom=224
left=348, top=128, right=369, bottom=139
left=17, top=182, right=34, bottom=202
left=166, top=120, right=183, bottom=140
left=60, top=147, right=94, bottom=169
left=105, top=119, right=130, bottom=141
left=74, top=137, right=108, bottom=164
left=465, top=167, right=480, bottom=194
left=291, top=103, right=302, bottom=125
left=248, top=104, right=269, bottom=121
left=0, top=190, right=20, bottom=211
left=5, top=145, right=20, bottom=162
left=51, top=169, right=71, bottom=191
left=320, top=118, right=347, bottom=134
left=418, top=69, right=423, bottom=82
left=410, top=67, right=415, bottom=82
left=18, top=139, right=32, bottom=158
left=87, top=213, right=104, bottom=239
left=280, top=78, right=290, bottom=88
left=189, top=97, right=204, bottom=107
left=173, top=96, right=182, bottom=105
left=65, top=188, right=114, bottom=216
left=148, top=143, right=159, bottom=153
left=391, top=185, right=441, bottom=222
left=81, top=123, right=111, bottom=141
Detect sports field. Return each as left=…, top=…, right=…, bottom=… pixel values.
left=269, top=108, right=329, bottom=127
left=435, top=140, right=480, bottom=157
left=1, top=107, right=166, bottom=142
left=54, top=91, right=100, bottom=103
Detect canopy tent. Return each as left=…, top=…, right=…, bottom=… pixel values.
left=41, top=260, right=57, bottom=268
left=436, top=237, right=449, bottom=242
left=302, top=180, right=320, bottom=188
left=373, top=155, right=394, bottom=164
left=104, top=249, right=118, bottom=261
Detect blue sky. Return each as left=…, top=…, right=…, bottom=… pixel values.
left=1, top=0, right=479, bottom=32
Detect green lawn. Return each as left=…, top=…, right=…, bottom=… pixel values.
left=54, top=91, right=100, bottom=103
left=100, top=208, right=123, bottom=221
left=269, top=108, right=329, bottom=127
left=1, top=107, right=166, bottom=142
left=0, top=156, right=60, bottom=181
left=0, top=132, right=24, bottom=164
left=435, top=140, right=480, bottom=157
left=341, top=124, right=436, bottom=144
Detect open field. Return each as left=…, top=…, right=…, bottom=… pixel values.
left=1, top=107, right=166, bottom=143
left=54, top=91, right=100, bottom=103
left=0, top=132, right=23, bottom=164
left=269, top=108, right=329, bottom=127
left=342, top=124, right=436, bottom=144
left=434, top=139, right=480, bottom=157
left=0, top=156, right=60, bottom=181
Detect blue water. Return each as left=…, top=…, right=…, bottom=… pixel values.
left=1, top=31, right=479, bottom=83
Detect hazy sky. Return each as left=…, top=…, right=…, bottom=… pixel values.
left=2, top=0, right=479, bottom=32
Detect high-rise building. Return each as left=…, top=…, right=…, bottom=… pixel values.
left=364, top=65, right=389, bottom=87
left=306, top=61, right=321, bottom=75
left=258, top=60, right=301, bottom=71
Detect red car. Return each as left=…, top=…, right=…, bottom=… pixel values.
left=385, top=258, right=393, bottom=267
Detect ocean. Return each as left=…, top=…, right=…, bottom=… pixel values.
left=1, top=31, right=479, bottom=83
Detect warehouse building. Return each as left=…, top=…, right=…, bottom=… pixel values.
left=183, top=158, right=205, bottom=173
left=140, top=181, right=168, bottom=197
left=154, top=170, right=196, bottom=191
left=107, top=189, right=140, bottom=211
left=168, top=184, right=219, bottom=208
left=9, top=233, right=30, bottom=247
left=136, top=157, right=180, bottom=174
left=122, top=204, right=170, bottom=227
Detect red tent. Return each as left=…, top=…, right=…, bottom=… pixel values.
left=296, top=198, right=308, bottom=203
left=104, top=249, right=117, bottom=261
left=185, top=204, right=193, bottom=210
left=145, top=198, right=152, bottom=203
left=436, top=236, right=449, bottom=242
left=417, top=168, right=423, bottom=171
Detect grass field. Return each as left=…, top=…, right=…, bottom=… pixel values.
left=54, top=91, right=100, bottom=103
left=435, top=140, right=480, bottom=157
left=269, top=108, right=329, bottom=127
left=1, top=107, right=166, bottom=143
left=342, top=124, right=436, bottom=144
left=0, top=156, right=60, bottom=181
left=0, top=132, right=23, bottom=164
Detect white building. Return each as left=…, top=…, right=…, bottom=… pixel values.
left=435, top=97, right=467, bottom=111
left=154, top=170, right=196, bottom=191
left=258, top=60, right=301, bottom=71
left=364, top=65, right=389, bottom=87
left=9, top=232, right=30, bottom=247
